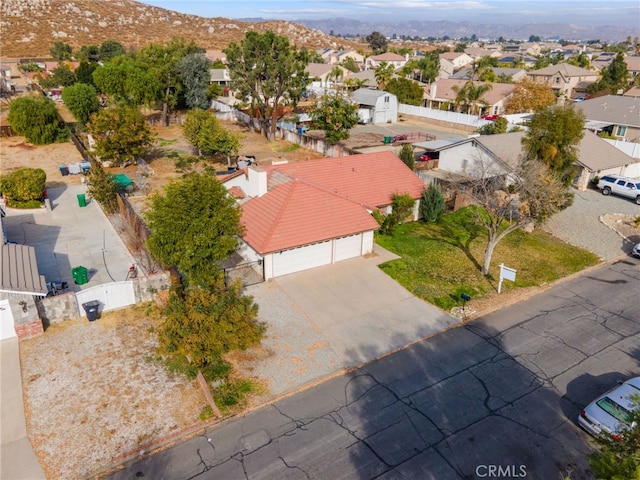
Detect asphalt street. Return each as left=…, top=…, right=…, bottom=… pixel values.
left=105, top=258, right=640, bottom=480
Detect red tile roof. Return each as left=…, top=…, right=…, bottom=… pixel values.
left=238, top=151, right=425, bottom=253
left=261, top=151, right=425, bottom=209
left=241, top=179, right=380, bottom=254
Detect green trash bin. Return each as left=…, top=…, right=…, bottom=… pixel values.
left=383, top=136, right=393, bottom=144
left=72, top=266, right=89, bottom=285
left=77, top=193, right=87, bottom=207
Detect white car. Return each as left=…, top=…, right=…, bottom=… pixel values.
left=578, top=376, right=640, bottom=439
left=597, top=175, right=640, bottom=205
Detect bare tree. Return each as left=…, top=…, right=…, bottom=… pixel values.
left=465, top=155, right=570, bottom=275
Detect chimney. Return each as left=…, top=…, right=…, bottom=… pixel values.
left=247, top=166, right=268, bottom=197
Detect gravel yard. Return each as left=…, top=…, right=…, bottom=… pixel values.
left=19, top=305, right=206, bottom=480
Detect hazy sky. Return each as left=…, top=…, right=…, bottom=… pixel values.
left=139, top=0, right=640, bottom=28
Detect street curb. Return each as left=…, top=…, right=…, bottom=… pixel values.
left=91, top=256, right=633, bottom=479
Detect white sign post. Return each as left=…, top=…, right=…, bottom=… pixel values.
left=498, top=263, right=517, bottom=294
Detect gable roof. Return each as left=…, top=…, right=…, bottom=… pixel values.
left=573, top=130, right=636, bottom=171
left=574, top=94, right=640, bottom=128
left=0, top=243, right=48, bottom=296
left=306, top=62, right=333, bottom=78
left=351, top=88, right=395, bottom=106
left=427, top=79, right=515, bottom=105
left=260, top=151, right=425, bottom=208
left=370, top=52, right=405, bottom=62
left=238, top=151, right=425, bottom=253
left=528, top=63, right=596, bottom=78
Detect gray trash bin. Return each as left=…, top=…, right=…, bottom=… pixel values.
left=82, top=301, right=100, bottom=321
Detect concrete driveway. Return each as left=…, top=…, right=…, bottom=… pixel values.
left=3, top=185, right=136, bottom=293
left=261, top=245, right=459, bottom=369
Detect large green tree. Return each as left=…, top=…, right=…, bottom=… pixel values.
left=98, top=40, right=126, bottom=62
left=182, top=109, right=240, bottom=163
left=50, top=41, right=72, bottom=61
left=225, top=30, right=309, bottom=141
left=74, top=60, right=97, bottom=86
left=157, top=279, right=264, bottom=388
left=39, top=64, right=76, bottom=89
left=61, top=83, right=99, bottom=124
left=92, top=56, right=158, bottom=107
left=88, top=105, right=152, bottom=166
left=134, top=38, right=204, bottom=126
left=176, top=52, right=212, bottom=110
left=145, top=173, right=243, bottom=287
left=386, top=77, right=424, bottom=105
left=310, top=92, right=360, bottom=148
left=366, top=31, right=388, bottom=54
left=521, top=105, right=585, bottom=186
left=7, top=96, right=67, bottom=145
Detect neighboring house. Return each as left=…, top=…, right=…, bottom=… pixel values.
left=205, top=49, right=226, bottom=64
left=575, top=94, right=640, bottom=142
left=526, top=63, right=598, bottom=98
left=43, top=61, right=79, bottom=73
left=423, top=79, right=515, bottom=116
left=626, top=56, right=640, bottom=80
left=351, top=88, right=398, bottom=124
left=438, top=57, right=455, bottom=79
left=365, top=52, right=407, bottom=70
left=464, top=47, right=502, bottom=61
left=572, top=130, right=640, bottom=189
left=221, top=152, right=426, bottom=278
left=412, top=130, right=638, bottom=192
left=306, top=63, right=349, bottom=87
left=209, top=68, right=232, bottom=96
left=497, top=54, right=537, bottom=68
left=624, top=86, right=640, bottom=98
left=450, top=67, right=526, bottom=83
left=318, top=48, right=364, bottom=66
left=439, top=52, right=474, bottom=70
left=591, top=52, right=617, bottom=72
left=0, top=242, right=48, bottom=340
left=343, top=69, right=381, bottom=89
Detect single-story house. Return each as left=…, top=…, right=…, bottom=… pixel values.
left=574, top=94, right=640, bottom=143
left=413, top=130, right=638, bottom=192
left=221, top=151, right=426, bottom=278
left=351, top=88, right=398, bottom=124
left=439, top=52, right=474, bottom=70
left=306, top=63, right=350, bottom=87
left=422, top=79, right=515, bottom=116
left=0, top=242, right=48, bottom=340
left=450, top=67, right=527, bottom=83
left=209, top=68, right=232, bottom=96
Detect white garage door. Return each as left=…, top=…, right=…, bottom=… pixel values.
left=0, top=299, right=16, bottom=340
left=334, top=234, right=362, bottom=262
left=273, top=241, right=332, bottom=277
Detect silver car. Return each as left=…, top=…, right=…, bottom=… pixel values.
left=578, top=376, right=640, bottom=438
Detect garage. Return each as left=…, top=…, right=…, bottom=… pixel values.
left=0, top=299, right=16, bottom=340
left=333, top=234, right=363, bottom=262
left=272, top=241, right=332, bottom=277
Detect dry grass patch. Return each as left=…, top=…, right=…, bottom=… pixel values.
left=20, top=303, right=206, bottom=480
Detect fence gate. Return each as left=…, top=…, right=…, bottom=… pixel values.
left=224, top=261, right=264, bottom=288
left=76, top=281, right=135, bottom=317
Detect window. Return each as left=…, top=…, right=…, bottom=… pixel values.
left=616, top=180, right=626, bottom=186
left=384, top=96, right=389, bottom=103
left=616, top=125, right=627, bottom=137
left=596, top=397, right=631, bottom=424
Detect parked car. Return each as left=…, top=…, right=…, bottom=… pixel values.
left=417, top=153, right=432, bottom=162
left=481, top=114, right=500, bottom=121
left=632, top=243, right=640, bottom=258
left=578, top=376, right=640, bottom=439
left=597, top=175, right=640, bottom=204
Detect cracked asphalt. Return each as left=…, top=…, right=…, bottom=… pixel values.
left=105, top=258, right=640, bottom=480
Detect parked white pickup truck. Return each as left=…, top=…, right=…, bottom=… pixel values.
left=597, top=175, right=640, bottom=205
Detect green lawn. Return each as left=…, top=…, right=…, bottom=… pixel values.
left=375, top=207, right=601, bottom=311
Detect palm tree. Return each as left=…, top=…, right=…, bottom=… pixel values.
left=451, top=81, right=493, bottom=115
left=344, top=77, right=366, bottom=92
left=374, top=61, right=394, bottom=90
left=328, top=66, right=344, bottom=87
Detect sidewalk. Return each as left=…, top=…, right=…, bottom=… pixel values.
left=0, top=338, right=46, bottom=479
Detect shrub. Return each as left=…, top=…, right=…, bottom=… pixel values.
left=0, top=168, right=46, bottom=205
left=7, top=96, right=68, bottom=145
left=421, top=185, right=445, bottom=223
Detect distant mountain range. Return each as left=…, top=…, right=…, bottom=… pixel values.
left=294, top=18, right=636, bottom=43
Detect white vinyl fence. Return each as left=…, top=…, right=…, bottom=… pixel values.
left=75, top=281, right=136, bottom=317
